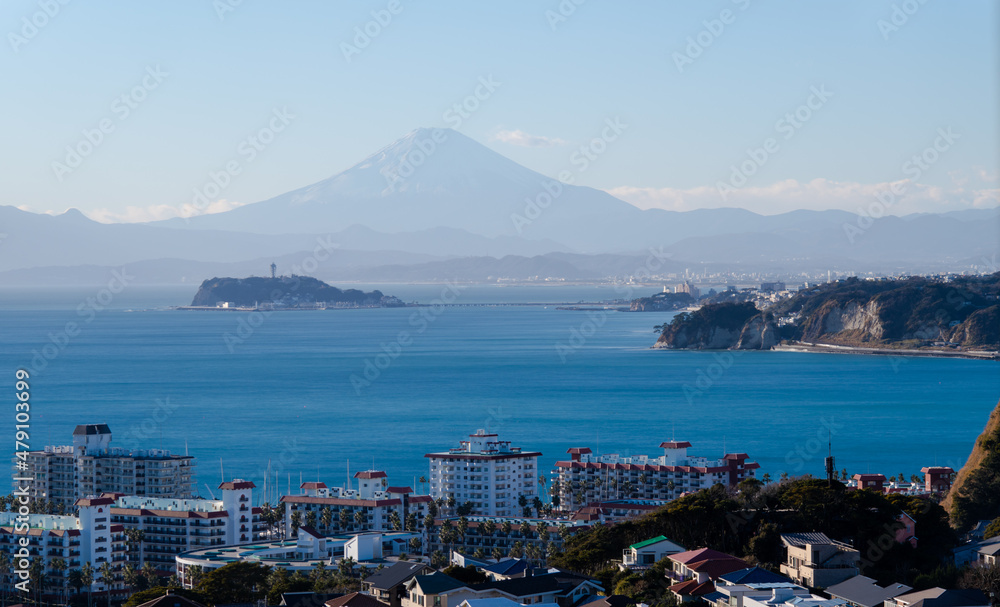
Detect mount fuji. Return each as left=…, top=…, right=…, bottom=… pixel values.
left=155, top=127, right=657, bottom=252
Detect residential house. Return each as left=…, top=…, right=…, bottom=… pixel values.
left=824, top=576, right=912, bottom=607
left=403, top=570, right=604, bottom=607
left=780, top=533, right=860, bottom=589
left=621, top=535, right=686, bottom=569
left=887, top=588, right=990, bottom=607
left=666, top=547, right=749, bottom=602
left=363, top=561, right=433, bottom=607
left=708, top=567, right=807, bottom=607
left=743, top=588, right=846, bottom=607
left=326, top=593, right=391, bottom=607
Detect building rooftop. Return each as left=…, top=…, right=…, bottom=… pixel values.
left=73, top=424, right=111, bottom=436
left=363, top=561, right=429, bottom=590
left=825, top=576, right=912, bottom=607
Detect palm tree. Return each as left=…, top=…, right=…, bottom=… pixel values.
left=519, top=521, right=532, bottom=539
left=305, top=509, right=317, bottom=529
left=338, top=556, right=356, bottom=577
left=418, top=476, right=428, bottom=493
left=339, top=508, right=351, bottom=531
left=408, top=537, right=422, bottom=554
left=187, top=565, right=204, bottom=588
left=124, top=528, right=145, bottom=566
left=0, top=552, right=10, bottom=606
left=141, top=562, right=158, bottom=590
left=491, top=547, right=503, bottom=561
left=81, top=562, right=95, bottom=607
left=291, top=510, right=302, bottom=535
left=320, top=506, right=333, bottom=532
left=50, top=557, right=68, bottom=605
left=761, top=473, right=772, bottom=484
left=30, top=557, right=45, bottom=606
left=500, top=521, right=512, bottom=536
left=68, top=569, right=85, bottom=600
left=457, top=516, right=468, bottom=540
left=354, top=510, right=365, bottom=530
left=99, top=561, right=115, bottom=607
left=122, top=563, right=139, bottom=595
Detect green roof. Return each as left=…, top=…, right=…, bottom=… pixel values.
left=630, top=535, right=669, bottom=550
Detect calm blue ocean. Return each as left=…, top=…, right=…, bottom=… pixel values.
left=1, top=285, right=997, bottom=503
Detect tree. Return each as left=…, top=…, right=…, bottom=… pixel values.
left=305, top=509, right=317, bottom=529
left=99, top=561, right=115, bottom=607
left=409, top=537, right=422, bottom=554
left=509, top=541, right=524, bottom=558
left=500, top=520, right=512, bottom=536
left=340, top=508, right=351, bottom=530
left=418, top=476, right=428, bottom=492
left=424, top=514, right=435, bottom=529
left=481, top=519, right=496, bottom=537
left=457, top=516, right=469, bottom=539
left=196, top=561, right=271, bottom=605
left=532, top=497, right=544, bottom=517
left=68, top=569, right=85, bottom=599
left=519, top=520, right=532, bottom=539
left=141, top=562, right=159, bottom=590
left=338, top=557, right=356, bottom=577
left=123, top=563, right=139, bottom=595
left=81, top=562, right=95, bottom=607
left=50, top=556, right=68, bottom=604
left=291, top=510, right=302, bottom=535
left=124, top=528, right=145, bottom=566
left=354, top=510, right=365, bottom=530
left=405, top=512, right=417, bottom=531
left=321, top=506, right=333, bottom=531
left=491, top=547, right=503, bottom=561
left=983, top=517, right=1000, bottom=539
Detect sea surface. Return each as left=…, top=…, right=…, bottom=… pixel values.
left=0, top=284, right=997, bottom=504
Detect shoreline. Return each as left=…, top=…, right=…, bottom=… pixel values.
left=773, top=341, right=1000, bottom=361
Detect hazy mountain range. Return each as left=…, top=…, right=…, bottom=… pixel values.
left=2, top=128, right=997, bottom=286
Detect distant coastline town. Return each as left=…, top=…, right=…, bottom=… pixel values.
left=5, top=421, right=1000, bottom=607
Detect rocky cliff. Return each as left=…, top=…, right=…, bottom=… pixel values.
left=654, top=274, right=1000, bottom=351
left=655, top=302, right=779, bottom=349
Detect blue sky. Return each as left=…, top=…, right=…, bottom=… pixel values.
left=1, top=0, right=997, bottom=221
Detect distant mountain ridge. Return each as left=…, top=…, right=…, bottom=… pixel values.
left=1, top=127, right=998, bottom=283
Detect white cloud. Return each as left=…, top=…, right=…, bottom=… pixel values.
left=607, top=177, right=1000, bottom=215
left=85, top=199, right=247, bottom=223
left=492, top=129, right=566, bottom=148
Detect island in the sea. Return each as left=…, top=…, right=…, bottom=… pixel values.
left=183, top=275, right=404, bottom=310
left=653, top=273, right=1000, bottom=358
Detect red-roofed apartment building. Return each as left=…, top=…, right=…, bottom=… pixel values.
left=0, top=497, right=127, bottom=601
left=666, top=547, right=749, bottom=602
left=553, top=441, right=759, bottom=511
left=110, top=479, right=266, bottom=576
left=281, top=472, right=432, bottom=538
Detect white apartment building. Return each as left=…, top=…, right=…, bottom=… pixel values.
left=21, top=424, right=196, bottom=507
left=109, top=479, right=265, bottom=575
left=553, top=441, right=759, bottom=511
left=280, top=472, right=432, bottom=536
left=426, top=431, right=541, bottom=518
left=0, top=497, right=127, bottom=599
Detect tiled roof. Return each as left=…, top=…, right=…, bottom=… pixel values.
left=363, top=562, right=429, bottom=590
left=219, top=481, right=256, bottom=490
left=781, top=532, right=834, bottom=547
left=324, top=592, right=389, bottom=607
left=718, top=566, right=792, bottom=585
left=660, top=441, right=693, bottom=449
left=670, top=547, right=740, bottom=565
left=825, top=575, right=912, bottom=607
left=354, top=471, right=388, bottom=479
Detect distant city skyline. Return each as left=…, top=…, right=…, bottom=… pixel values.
left=1, top=1, right=997, bottom=221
